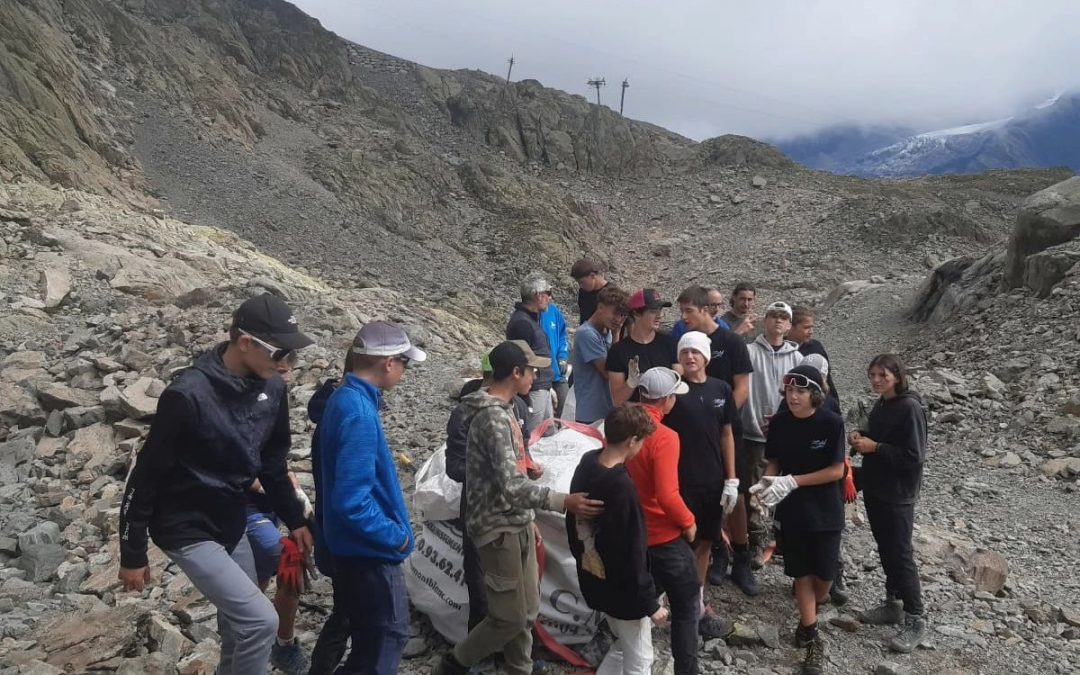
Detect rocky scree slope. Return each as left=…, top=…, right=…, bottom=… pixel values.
left=0, top=179, right=502, bottom=673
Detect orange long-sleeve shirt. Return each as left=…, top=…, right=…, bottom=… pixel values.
left=625, top=404, right=695, bottom=547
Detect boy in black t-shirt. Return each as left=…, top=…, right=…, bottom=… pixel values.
left=750, top=365, right=845, bottom=675
left=665, top=331, right=739, bottom=641
left=567, top=404, right=669, bottom=674
left=676, top=285, right=754, bottom=591
left=605, top=289, right=677, bottom=405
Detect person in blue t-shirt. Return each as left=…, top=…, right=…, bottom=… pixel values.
left=541, top=303, right=571, bottom=418
left=671, top=287, right=727, bottom=341
left=571, top=286, right=629, bottom=424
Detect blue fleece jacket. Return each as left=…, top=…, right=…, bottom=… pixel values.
left=541, top=304, right=570, bottom=382
left=317, top=374, right=413, bottom=562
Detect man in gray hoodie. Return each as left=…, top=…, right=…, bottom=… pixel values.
left=738, top=302, right=804, bottom=580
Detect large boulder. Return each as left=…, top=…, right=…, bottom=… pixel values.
left=1003, top=176, right=1080, bottom=290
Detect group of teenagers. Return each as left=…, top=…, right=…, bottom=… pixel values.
left=438, top=258, right=930, bottom=675
left=111, top=255, right=927, bottom=675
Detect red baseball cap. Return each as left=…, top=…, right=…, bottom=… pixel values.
left=627, top=288, right=672, bottom=311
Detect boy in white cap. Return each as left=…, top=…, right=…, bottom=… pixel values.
left=625, top=368, right=701, bottom=675
left=662, top=332, right=739, bottom=639
left=317, top=321, right=427, bottom=675
left=739, top=301, right=804, bottom=582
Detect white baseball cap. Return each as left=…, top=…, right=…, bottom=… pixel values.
left=803, top=353, right=829, bottom=377
left=765, top=301, right=793, bottom=319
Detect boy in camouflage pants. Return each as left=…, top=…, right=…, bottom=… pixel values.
left=436, top=341, right=604, bottom=675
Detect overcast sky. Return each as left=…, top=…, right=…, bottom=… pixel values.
left=291, top=0, right=1080, bottom=141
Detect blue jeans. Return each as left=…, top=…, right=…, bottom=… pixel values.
left=245, top=510, right=283, bottom=584
left=332, top=558, right=409, bottom=675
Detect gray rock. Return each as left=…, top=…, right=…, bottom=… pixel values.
left=751, top=175, right=767, bottom=188
left=969, top=549, right=1009, bottom=594
left=39, top=265, right=72, bottom=310
left=0, top=435, right=36, bottom=484
left=875, top=662, right=911, bottom=675
left=402, top=635, right=429, bottom=659
left=16, top=521, right=64, bottom=582
left=0, top=381, right=46, bottom=428
left=119, top=377, right=163, bottom=419
left=1003, top=175, right=1080, bottom=290
left=36, top=383, right=98, bottom=411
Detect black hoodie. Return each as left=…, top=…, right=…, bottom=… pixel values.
left=118, top=344, right=304, bottom=568
left=566, top=449, right=659, bottom=621
left=860, top=391, right=928, bottom=504
left=308, top=378, right=338, bottom=575
left=505, top=303, right=554, bottom=390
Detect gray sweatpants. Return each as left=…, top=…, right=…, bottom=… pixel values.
left=165, top=536, right=278, bottom=675
left=527, top=388, right=554, bottom=435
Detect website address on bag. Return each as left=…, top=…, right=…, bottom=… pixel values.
left=408, top=564, right=463, bottom=611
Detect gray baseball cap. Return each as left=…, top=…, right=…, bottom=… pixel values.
left=350, top=321, right=427, bottom=362
left=637, top=367, right=689, bottom=398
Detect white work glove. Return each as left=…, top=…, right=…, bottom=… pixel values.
left=749, top=475, right=798, bottom=507
left=720, top=479, right=740, bottom=515
left=626, top=356, right=641, bottom=389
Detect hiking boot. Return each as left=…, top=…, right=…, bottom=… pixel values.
left=435, top=652, right=469, bottom=675
left=699, top=614, right=735, bottom=639
left=888, top=613, right=927, bottom=654
left=270, top=638, right=309, bottom=675
left=829, top=566, right=849, bottom=606
left=707, top=543, right=729, bottom=586
left=730, top=550, right=759, bottom=597
left=794, top=623, right=818, bottom=648
left=859, top=599, right=904, bottom=625
left=801, top=637, right=826, bottom=675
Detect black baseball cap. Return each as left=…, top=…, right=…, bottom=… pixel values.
left=488, top=340, right=551, bottom=374
left=627, top=288, right=672, bottom=311
left=231, top=294, right=315, bottom=350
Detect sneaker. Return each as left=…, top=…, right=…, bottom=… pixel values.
left=270, top=638, right=309, bottom=675
left=435, top=652, right=469, bottom=675
left=730, top=550, right=759, bottom=597
left=801, top=637, right=826, bottom=675
left=859, top=599, right=904, bottom=626
left=793, top=623, right=818, bottom=648
left=699, top=614, right=735, bottom=639
left=888, top=613, right=926, bottom=654
left=707, top=543, right=729, bottom=586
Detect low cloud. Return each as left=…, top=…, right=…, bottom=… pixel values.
left=292, top=0, right=1080, bottom=140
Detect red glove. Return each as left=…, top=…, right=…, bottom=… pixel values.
left=842, top=458, right=857, bottom=504
left=276, top=537, right=307, bottom=593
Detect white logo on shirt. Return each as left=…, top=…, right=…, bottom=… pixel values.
left=257, top=393, right=269, bottom=402
left=712, top=350, right=725, bottom=359
left=810, top=439, right=827, bottom=450
left=287, top=315, right=297, bottom=324
left=712, top=398, right=727, bottom=409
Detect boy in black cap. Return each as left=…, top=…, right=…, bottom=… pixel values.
left=606, top=288, right=678, bottom=406
left=750, top=364, right=845, bottom=675
left=437, top=341, right=603, bottom=675
left=118, top=294, right=315, bottom=675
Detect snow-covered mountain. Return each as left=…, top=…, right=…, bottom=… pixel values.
left=776, top=92, right=1080, bottom=177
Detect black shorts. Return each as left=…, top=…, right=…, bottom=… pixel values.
left=681, top=487, right=724, bottom=542
left=780, top=528, right=841, bottom=581
left=736, top=438, right=766, bottom=494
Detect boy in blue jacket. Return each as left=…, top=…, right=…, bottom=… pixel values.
left=317, top=321, right=427, bottom=675
left=541, top=302, right=570, bottom=418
